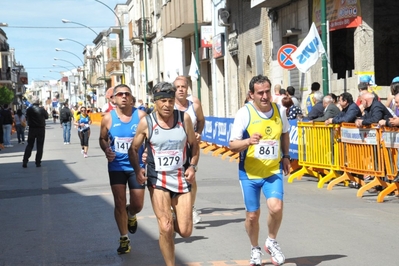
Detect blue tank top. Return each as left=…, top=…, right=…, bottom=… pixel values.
left=108, top=107, right=142, bottom=171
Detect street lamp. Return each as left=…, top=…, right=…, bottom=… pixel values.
left=94, top=0, right=125, bottom=84
left=53, top=58, right=78, bottom=69
left=62, top=19, right=107, bottom=104
left=59, top=38, right=86, bottom=48
left=55, top=48, right=84, bottom=65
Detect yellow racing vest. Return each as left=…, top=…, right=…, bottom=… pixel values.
left=239, top=103, right=283, bottom=179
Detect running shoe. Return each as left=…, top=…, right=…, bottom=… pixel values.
left=265, top=240, right=285, bottom=266
left=250, top=246, right=263, bottom=266
left=193, top=206, right=202, bottom=224
left=117, top=236, right=131, bottom=255
left=126, top=205, right=138, bottom=234
left=84, top=152, right=88, bottom=158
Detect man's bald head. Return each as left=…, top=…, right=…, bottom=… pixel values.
left=360, top=92, right=374, bottom=108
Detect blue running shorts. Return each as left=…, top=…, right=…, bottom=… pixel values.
left=239, top=173, right=284, bottom=212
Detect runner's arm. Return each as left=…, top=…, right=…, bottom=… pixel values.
left=185, top=113, right=200, bottom=166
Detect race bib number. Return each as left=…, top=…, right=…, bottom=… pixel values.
left=254, top=140, right=279, bottom=159
left=154, top=149, right=183, bottom=171
left=114, top=137, right=133, bottom=154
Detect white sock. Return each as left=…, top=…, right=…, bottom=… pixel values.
left=120, top=234, right=129, bottom=239
left=266, top=237, right=275, bottom=245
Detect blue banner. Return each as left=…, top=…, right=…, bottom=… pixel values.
left=288, top=119, right=298, bottom=160
left=201, top=116, right=298, bottom=159
left=202, top=116, right=234, bottom=146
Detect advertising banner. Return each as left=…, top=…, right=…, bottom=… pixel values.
left=313, top=0, right=362, bottom=31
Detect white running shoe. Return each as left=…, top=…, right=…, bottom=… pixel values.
left=250, top=246, right=263, bottom=266
left=265, top=240, right=285, bottom=265
left=192, top=206, right=202, bottom=224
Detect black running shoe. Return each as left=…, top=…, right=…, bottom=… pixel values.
left=117, top=236, right=131, bottom=255
left=126, top=205, right=138, bottom=234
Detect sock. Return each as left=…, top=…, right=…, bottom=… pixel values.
left=120, top=234, right=129, bottom=239
left=127, top=208, right=135, bottom=218
left=251, top=245, right=260, bottom=249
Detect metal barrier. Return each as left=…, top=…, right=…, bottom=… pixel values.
left=377, top=127, right=399, bottom=202
left=288, top=122, right=340, bottom=188
left=326, top=123, right=389, bottom=199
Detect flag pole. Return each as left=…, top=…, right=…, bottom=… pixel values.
left=321, top=0, right=329, bottom=95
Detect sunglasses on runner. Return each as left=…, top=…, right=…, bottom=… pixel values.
left=114, top=91, right=131, bottom=97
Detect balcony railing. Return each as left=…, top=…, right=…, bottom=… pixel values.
left=129, top=18, right=156, bottom=45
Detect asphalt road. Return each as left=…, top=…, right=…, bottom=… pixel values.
left=1, top=120, right=399, bottom=266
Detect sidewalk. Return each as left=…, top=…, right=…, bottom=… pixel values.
left=1, top=119, right=399, bottom=265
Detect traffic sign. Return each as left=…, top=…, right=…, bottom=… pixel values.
left=277, top=44, right=297, bottom=70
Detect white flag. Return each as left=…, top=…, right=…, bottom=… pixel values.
left=188, top=52, right=200, bottom=80
left=291, top=22, right=326, bottom=73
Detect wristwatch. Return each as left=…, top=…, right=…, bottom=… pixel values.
left=282, top=154, right=291, bottom=160
left=190, top=164, right=198, bottom=172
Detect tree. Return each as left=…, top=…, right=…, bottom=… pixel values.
left=0, top=86, right=14, bottom=106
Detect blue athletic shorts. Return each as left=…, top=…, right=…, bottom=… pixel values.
left=239, top=173, right=284, bottom=212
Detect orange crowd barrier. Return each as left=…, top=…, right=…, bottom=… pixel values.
left=89, top=112, right=102, bottom=125
left=327, top=123, right=385, bottom=197
left=288, top=122, right=341, bottom=188
left=377, top=126, right=399, bottom=202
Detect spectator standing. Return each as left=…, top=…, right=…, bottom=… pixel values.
left=1, top=104, right=14, bottom=147
left=272, top=84, right=283, bottom=105
left=229, top=75, right=290, bottom=266
left=60, top=102, right=73, bottom=144
left=385, top=77, right=399, bottom=116
left=305, top=82, right=321, bottom=114
left=286, top=86, right=300, bottom=107
left=22, top=97, right=49, bottom=167
left=312, top=95, right=341, bottom=122
left=355, top=92, right=392, bottom=127
left=14, top=109, right=26, bottom=144
left=325, top=92, right=362, bottom=125
left=307, top=91, right=324, bottom=120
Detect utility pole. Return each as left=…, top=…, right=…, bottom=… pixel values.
left=321, top=0, right=329, bottom=95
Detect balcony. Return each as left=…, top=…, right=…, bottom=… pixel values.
left=129, top=18, right=156, bottom=45
left=250, top=0, right=291, bottom=9
left=161, top=0, right=207, bottom=38
left=106, top=60, right=122, bottom=76
left=0, top=68, right=12, bottom=85
left=123, top=46, right=135, bottom=64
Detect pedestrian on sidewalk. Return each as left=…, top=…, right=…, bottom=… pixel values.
left=14, top=109, right=26, bottom=144
left=74, top=106, right=91, bottom=158
left=99, top=84, right=147, bottom=255
left=129, top=82, right=200, bottom=266
left=23, top=97, right=48, bottom=168
left=60, top=102, right=73, bottom=145
left=229, top=75, right=290, bottom=266
left=1, top=104, right=14, bottom=147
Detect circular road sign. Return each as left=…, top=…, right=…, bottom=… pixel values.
left=277, top=44, right=297, bottom=70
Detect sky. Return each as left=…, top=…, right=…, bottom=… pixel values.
left=0, top=0, right=123, bottom=83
